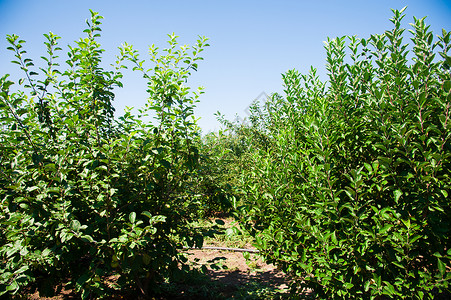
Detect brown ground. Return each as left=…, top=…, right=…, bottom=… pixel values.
left=184, top=247, right=291, bottom=293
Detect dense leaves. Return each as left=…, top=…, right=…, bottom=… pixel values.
left=0, top=10, right=212, bottom=298
left=223, top=7, right=451, bottom=299
left=1, top=7, right=450, bottom=300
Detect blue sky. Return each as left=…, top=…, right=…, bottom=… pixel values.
left=1, top=0, right=450, bottom=133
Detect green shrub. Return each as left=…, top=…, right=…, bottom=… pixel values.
left=194, top=128, right=252, bottom=215
left=237, top=7, right=450, bottom=299
left=0, top=10, right=210, bottom=298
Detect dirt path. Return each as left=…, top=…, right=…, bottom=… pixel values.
left=185, top=247, right=290, bottom=291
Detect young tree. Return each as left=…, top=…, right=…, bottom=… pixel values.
left=0, top=10, right=210, bottom=298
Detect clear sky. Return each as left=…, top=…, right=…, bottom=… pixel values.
left=1, top=0, right=450, bottom=133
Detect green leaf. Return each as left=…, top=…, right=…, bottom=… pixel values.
left=80, top=235, right=94, bottom=243
left=14, top=265, right=29, bottom=275
left=71, top=220, right=81, bottom=231
left=364, top=280, right=371, bottom=291
left=129, top=212, right=136, bottom=224
left=382, top=281, right=396, bottom=295
left=438, top=258, right=446, bottom=276
left=47, top=187, right=60, bottom=194
left=409, top=235, right=422, bottom=244
left=6, top=280, right=19, bottom=292
left=401, top=218, right=411, bottom=229
left=214, top=219, right=225, bottom=225
left=379, top=224, right=393, bottom=235
left=42, top=248, right=51, bottom=257
left=394, top=189, right=402, bottom=203
left=142, top=211, right=152, bottom=218
left=276, top=231, right=283, bottom=243
left=444, top=80, right=451, bottom=93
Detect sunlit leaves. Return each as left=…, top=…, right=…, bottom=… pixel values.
left=0, top=10, right=209, bottom=299
left=225, top=7, right=451, bottom=300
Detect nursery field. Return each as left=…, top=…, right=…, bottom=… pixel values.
left=1, top=7, right=450, bottom=300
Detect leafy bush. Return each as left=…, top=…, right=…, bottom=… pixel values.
left=195, top=128, right=251, bottom=215
left=0, top=10, right=210, bottom=298
left=236, top=7, right=450, bottom=299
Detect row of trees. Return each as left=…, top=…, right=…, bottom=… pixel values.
left=0, top=7, right=450, bottom=299
left=0, top=10, right=230, bottom=298
left=212, top=7, right=451, bottom=299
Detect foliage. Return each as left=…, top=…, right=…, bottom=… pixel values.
left=195, top=128, right=249, bottom=215
left=231, top=7, right=451, bottom=299
left=183, top=133, right=236, bottom=217
left=2, top=6, right=451, bottom=300
left=198, top=108, right=276, bottom=214
left=0, top=10, right=210, bottom=298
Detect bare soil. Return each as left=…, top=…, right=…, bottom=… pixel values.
left=184, top=247, right=291, bottom=294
